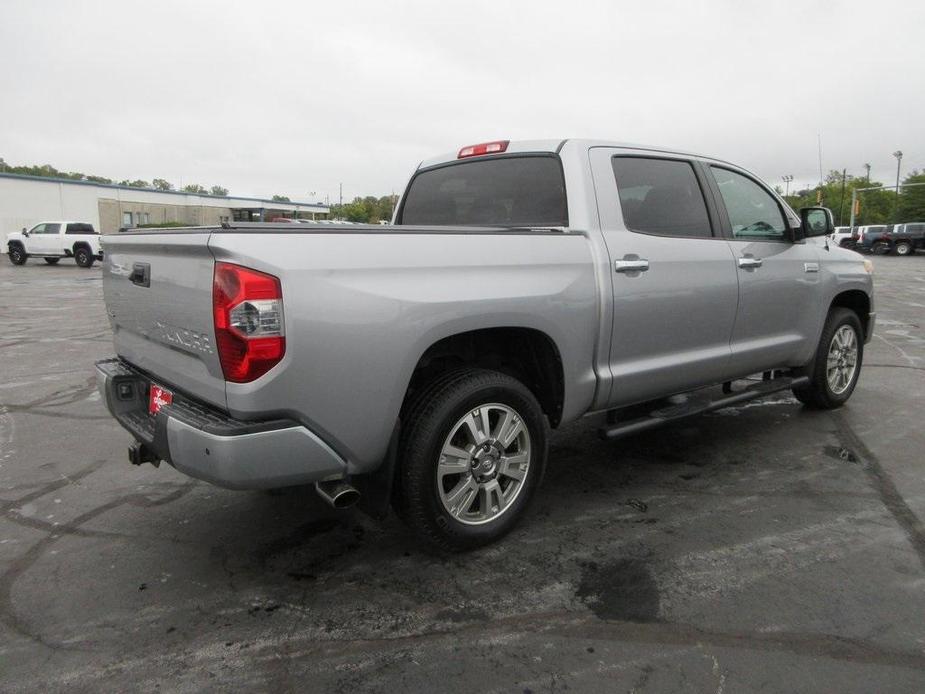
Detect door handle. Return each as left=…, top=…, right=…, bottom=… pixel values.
left=737, top=257, right=763, bottom=269
left=615, top=258, right=650, bottom=273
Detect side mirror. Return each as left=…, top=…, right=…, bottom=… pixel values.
left=22, top=228, right=29, bottom=237
left=800, top=207, right=834, bottom=238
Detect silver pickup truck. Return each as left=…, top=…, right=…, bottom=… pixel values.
left=96, top=139, right=875, bottom=550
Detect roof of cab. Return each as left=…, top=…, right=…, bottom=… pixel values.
left=416, top=138, right=727, bottom=170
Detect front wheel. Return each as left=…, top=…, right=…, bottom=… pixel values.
left=871, top=241, right=891, bottom=255
left=74, top=247, right=94, bottom=268
left=8, top=245, right=27, bottom=265
left=44, top=257, right=60, bottom=265
left=398, top=369, right=548, bottom=551
left=895, top=241, right=913, bottom=256
left=793, top=308, right=864, bottom=409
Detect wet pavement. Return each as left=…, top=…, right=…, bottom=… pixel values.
left=1, top=253, right=924, bottom=692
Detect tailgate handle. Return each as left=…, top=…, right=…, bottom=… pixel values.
left=130, top=262, right=150, bottom=287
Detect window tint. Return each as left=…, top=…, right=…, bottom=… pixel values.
left=611, top=157, right=712, bottom=238
left=44, top=223, right=61, bottom=234
left=906, top=223, right=924, bottom=233
left=399, top=156, right=568, bottom=227
left=29, top=224, right=46, bottom=234
left=710, top=167, right=786, bottom=240
left=66, top=223, right=97, bottom=235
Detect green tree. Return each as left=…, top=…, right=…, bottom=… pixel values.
left=85, top=175, right=113, bottom=184
left=183, top=183, right=207, bottom=194
left=210, top=185, right=229, bottom=196
left=784, top=170, right=894, bottom=225
left=271, top=194, right=291, bottom=202
left=152, top=178, right=173, bottom=191
left=897, top=171, right=925, bottom=222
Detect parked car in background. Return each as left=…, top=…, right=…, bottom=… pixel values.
left=831, top=226, right=856, bottom=248
left=95, top=138, right=875, bottom=550
left=6, top=221, right=102, bottom=267
left=860, top=222, right=925, bottom=255
left=855, top=225, right=888, bottom=252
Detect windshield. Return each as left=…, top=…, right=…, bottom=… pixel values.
left=397, top=155, right=568, bottom=227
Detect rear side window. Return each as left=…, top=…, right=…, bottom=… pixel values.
left=710, top=167, right=786, bottom=240
left=906, top=223, right=924, bottom=233
left=611, top=157, right=712, bottom=238
left=66, top=223, right=97, bottom=235
left=398, top=155, right=568, bottom=227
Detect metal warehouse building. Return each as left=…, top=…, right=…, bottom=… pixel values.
left=0, top=173, right=329, bottom=236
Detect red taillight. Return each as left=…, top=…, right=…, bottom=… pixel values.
left=457, top=140, right=509, bottom=159
left=213, top=262, right=285, bottom=383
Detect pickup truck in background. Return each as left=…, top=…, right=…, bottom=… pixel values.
left=6, top=221, right=103, bottom=267
left=860, top=222, right=925, bottom=256
left=95, top=139, right=875, bottom=550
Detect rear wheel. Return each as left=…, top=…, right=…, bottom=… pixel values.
left=895, top=241, right=913, bottom=256
left=44, top=257, right=60, bottom=265
left=793, top=308, right=863, bottom=409
left=871, top=241, right=891, bottom=255
left=398, top=369, right=547, bottom=551
left=8, top=244, right=27, bottom=265
left=74, top=247, right=94, bottom=268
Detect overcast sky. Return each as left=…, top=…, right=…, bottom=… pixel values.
left=1, top=0, right=922, bottom=204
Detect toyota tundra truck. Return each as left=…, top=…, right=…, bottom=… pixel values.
left=96, top=139, right=875, bottom=550
left=6, top=221, right=103, bottom=267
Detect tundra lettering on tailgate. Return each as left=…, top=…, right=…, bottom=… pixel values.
left=154, top=320, right=214, bottom=354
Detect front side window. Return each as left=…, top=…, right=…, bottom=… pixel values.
left=611, top=157, right=712, bottom=238
left=398, top=155, right=568, bottom=227
left=711, top=167, right=786, bottom=240
left=29, top=223, right=47, bottom=234
left=44, top=223, right=61, bottom=234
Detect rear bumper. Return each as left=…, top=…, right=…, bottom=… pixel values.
left=95, top=358, right=346, bottom=489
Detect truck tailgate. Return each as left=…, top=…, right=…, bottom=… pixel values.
left=102, top=232, right=226, bottom=409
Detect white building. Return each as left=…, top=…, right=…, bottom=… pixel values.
left=0, top=173, right=329, bottom=236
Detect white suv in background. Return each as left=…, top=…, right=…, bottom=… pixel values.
left=6, top=221, right=103, bottom=267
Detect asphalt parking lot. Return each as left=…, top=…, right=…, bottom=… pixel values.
left=1, top=253, right=924, bottom=692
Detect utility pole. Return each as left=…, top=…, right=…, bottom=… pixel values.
left=817, top=134, right=824, bottom=185
left=339, top=182, right=343, bottom=208
left=782, top=174, right=793, bottom=197
left=893, top=150, right=903, bottom=223
left=863, top=163, right=871, bottom=183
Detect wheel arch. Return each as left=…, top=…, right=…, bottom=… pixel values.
left=402, top=327, right=566, bottom=428
left=830, top=290, right=871, bottom=341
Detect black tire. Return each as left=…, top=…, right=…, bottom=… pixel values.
left=44, top=257, right=60, bottom=265
left=398, top=368, right=548, bottom=551
left=8, top=244, right=27, bottom=265
left=74, top=246, right=94, bottom=268
left=895, top=241, right=913, bottom=256
left=793, top=308, right=864, bottom=409
left=871, top=241, right=891, bottom=256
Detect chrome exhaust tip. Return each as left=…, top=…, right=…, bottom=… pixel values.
left=315, top=480, right=360, bottom=509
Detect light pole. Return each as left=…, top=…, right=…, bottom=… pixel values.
left=782, top=174, right=793, bottom=197
left=893, top=150, right=903, bottom=222
left=863, top=163, right=871, bottom=183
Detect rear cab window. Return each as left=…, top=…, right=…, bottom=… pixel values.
left=66, top=223, right=97, bottom=235
left=397, top=155, right=568, bottom=227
